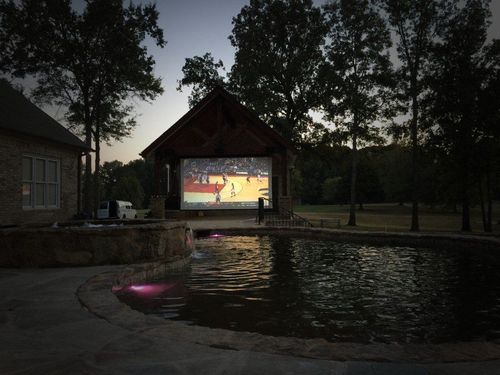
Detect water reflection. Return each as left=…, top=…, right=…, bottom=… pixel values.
left=115, top=235, right=500, bottom=344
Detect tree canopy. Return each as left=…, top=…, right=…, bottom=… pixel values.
left=425, top=0, right=500, bottom=231
left=178, top=0, right=329, bottom=147
left=380, top=0, right=453, bottom=231
left=322, top=0, right=394, bottom=225
left=177, top=52, right=227, bottom=108
left=229, top=0, right=328, bottom=146
left=0, top=0, right=165, bottom=214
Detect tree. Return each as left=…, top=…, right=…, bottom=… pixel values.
left=355, top=154, right=386, bottom=208
left=296, top=144, right=348, bottom=204
left=375, top=144, right=412, bottom=204
left=321, top=177, right=341, bottom=203
left=476, top=40, right=500, bottom=231
left=290, top=168, right=304, bottom=203
left=230, top=0, right=328, bottom=146
left=99, top=160, right=125, bottom=201
left=322, top=0, right=393, bottom=226
left=111, top=175, right=145, bottom=209
left=425, top=0, right=499, bottom=231
left=177, top=1, right=332, bottom=148
left=177, top=53, right=227, bottom=108
left=124, top=158, right=154, bottom=209
left=99, top=158, right=154, bottom=209
left=0, top=0, right=165, bottom=216
left=382, top=0, right=451, bottom=231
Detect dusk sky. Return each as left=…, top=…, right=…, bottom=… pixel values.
left=102, top=0, right=249, bottom=164
left=44, top=1, right=500, bottom=164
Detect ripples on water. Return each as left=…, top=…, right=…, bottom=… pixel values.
left=115, top=235, right=500, bottom=344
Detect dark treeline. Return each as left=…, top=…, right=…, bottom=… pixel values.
left=295, top=142, right=500, bottom=212
left=177, top=0, right=500, bottom=232
left=90, top=158, right=153, bottom=210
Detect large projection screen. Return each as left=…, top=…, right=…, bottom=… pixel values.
left=181, top=157, right=272, bottom=210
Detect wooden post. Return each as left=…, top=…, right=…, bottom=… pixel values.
left=153, top=154, right=161, bottom=196
left=258, top=197, right=264, bottom=224
left=77, top=153, right=83, bottom=213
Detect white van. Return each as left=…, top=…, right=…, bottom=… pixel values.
left=97, top=200, right=137, bottom=219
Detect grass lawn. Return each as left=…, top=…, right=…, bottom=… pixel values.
left=294, top=202, right=500, bottom=235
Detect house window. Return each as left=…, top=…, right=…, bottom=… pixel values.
left=22, top=156, right=60, bottom=209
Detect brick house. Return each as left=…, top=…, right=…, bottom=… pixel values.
left=0, top=80, right=90, bottom=226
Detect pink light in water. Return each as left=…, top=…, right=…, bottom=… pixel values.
left=120, top=282, right=177, bottom=297
left=208, top=233, right=224, bottom=238
left=130, top=285, right=146, bottom=291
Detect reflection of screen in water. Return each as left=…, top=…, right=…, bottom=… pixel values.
left=181, top=157, right=272, bottom=210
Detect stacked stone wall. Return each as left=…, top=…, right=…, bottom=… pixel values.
left=0, top=220, right=189, bottom=267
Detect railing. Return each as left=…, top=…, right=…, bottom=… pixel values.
left=257, top=197, right=313, bottom=228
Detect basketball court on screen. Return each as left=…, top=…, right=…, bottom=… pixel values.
left=183, top=174, right=269, bottom=205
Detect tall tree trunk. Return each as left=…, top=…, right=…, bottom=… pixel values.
left=486, top=168, right=493, bottom=232
left=77, top=155, right=82, bottom=213
left=479, top=177, right=487, bottom=232
left=461, top=163, right=471, bottom=232
left=410, top=86, right=419, bottom=232
left=462, top=196, right=471, bottom=231
left=461, top=123, right=472, bottom=232
left=348, top=132, right=357, bottom=226
left=93, top=125, right=101, bottom=219
left=84, top=126, right=93, bottom=216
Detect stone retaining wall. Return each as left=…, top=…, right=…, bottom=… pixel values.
left=0, top=220, right=189, bottom=267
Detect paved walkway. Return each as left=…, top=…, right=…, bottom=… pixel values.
left=1, top=266, right=500, bottom=374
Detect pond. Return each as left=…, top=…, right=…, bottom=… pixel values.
left=115, top=235, right=500, bottom=344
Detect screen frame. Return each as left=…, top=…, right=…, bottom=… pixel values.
left=180, top=156, right=273, bottom=210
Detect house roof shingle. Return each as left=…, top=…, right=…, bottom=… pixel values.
left=0, top=79, right=90, bottom=151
